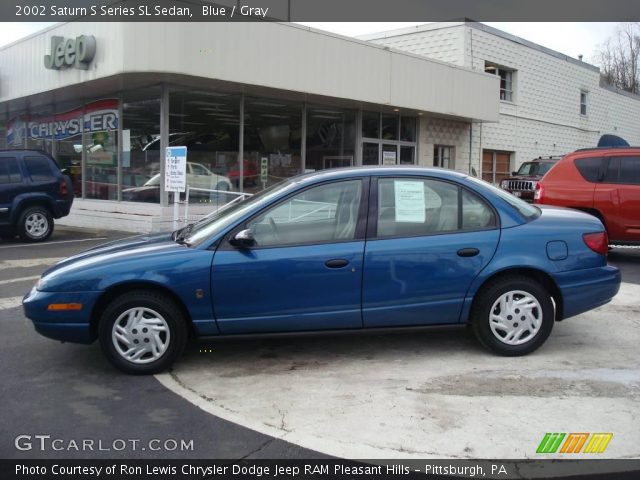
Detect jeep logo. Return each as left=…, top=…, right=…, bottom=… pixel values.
left=44, top=35, right=96, bottom=70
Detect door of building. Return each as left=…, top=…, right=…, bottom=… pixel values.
left=482, top=150, right=512, bottom=184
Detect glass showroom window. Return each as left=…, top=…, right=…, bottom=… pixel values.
left=169, top=90, right=241, bottom=206
left=485, top=62, right=515, bottom=102
left=580, top=91, right=588, bottom=115
left=305, top=106, right=356, bottom=171
left=83, top=99, right=119, bottom=200
left=362, top=111, right=417, bottom=165
left=244, top=97, right=302, bottom=193
left=25, top=105, right=55, bottom=156
left=120, top=87, right=161, bottom=203
left=0, top=112, right=8, bottom=149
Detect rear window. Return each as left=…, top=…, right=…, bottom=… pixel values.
left=574, top=157, right=604, bottom=183
left=24, top=156, right=55, bottom=182
left=0, top=157, right=22, bottom=184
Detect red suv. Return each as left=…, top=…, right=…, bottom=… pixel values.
left=534, top=147, right=640, bottom=244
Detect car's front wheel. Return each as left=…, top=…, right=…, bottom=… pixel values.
left=471, top=275, right=554, bottom=356
left=99, top=291, right=188, bottom=374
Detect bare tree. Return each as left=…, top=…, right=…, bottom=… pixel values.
left=595, top=23, right=640, bottom=94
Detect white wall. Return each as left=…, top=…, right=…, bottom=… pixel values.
left=369, top=22, right=640, bottom=175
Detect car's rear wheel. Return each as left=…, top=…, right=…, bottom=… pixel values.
left=18, top=206, right=53, bottom=242
left=99, top=291, right=188, bottom=374
left=471, top=275, right=554, bottom=356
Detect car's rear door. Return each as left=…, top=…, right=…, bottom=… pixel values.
left=362, top=176, right=500, bottom=327
left=211, top=178, right=368, bottom=334
left=595, top=154, right=640, bottom=242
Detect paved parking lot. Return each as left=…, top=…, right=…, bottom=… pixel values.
left=1, top=228, right=638, bottom=459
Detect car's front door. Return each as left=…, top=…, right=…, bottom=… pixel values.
left=362, top=177, right=500, bottom=327
left=211, top=178, right=368, bottom=334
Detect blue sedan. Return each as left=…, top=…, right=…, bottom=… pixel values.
left=23, top=167, right=621, bottom=374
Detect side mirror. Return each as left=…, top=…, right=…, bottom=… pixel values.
left=511, top=171, right=518, bottom=176
left=230, top=229, right=255, bottom=248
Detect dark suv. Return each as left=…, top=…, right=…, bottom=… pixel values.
left=0, top=151, right=73, bottom=242
left=500, top=157, right=560, bottom=202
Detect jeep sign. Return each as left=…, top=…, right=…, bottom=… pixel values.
left=44, top=35, right=96, bottom=70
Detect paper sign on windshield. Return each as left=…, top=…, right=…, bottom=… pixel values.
left=394, top=180, right=425, bottom=223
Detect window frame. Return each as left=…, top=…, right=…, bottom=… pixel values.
left=23, top=155, right=56, bottom=183
left=221, top=177, right=370, bottom=250
left=580, top=90, right=588, bottom=116
left=485, top=62, right=516, bottom=103
left=366, top=176, right=499, bottom=241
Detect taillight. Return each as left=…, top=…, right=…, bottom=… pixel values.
left=59, top=180, right=68, bottom=196
left=583, top=232, right=609, bottom=256
left=533, top=182, right=544, bottom=202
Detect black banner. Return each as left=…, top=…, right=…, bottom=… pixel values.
left=3, top=459, right=640, bottom=480
left=3, top=0, right=640, bottom=22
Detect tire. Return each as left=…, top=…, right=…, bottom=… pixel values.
left=18, top=206, right=54, bottom=242
left=471, top=275, right=554, bottom=356
left=99, top=291, right=188, bottom=374
left=215, top=181, right=230, bottom=192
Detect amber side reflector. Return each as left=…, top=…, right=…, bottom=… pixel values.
left=47, top=303, right=82, bottom=311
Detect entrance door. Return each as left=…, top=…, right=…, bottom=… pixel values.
left=482, top=150, right=512, bottom=184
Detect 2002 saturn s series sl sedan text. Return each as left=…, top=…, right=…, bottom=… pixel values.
left=23, top=167, right=621, bottom=374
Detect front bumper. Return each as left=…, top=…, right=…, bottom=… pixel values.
left=552, top=265, right=621, bottom=320
left=22, top=287, right=100, bottom=344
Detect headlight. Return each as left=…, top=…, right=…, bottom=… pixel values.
left=500, top=180, right=508, bottom=189
left=35, top=277, right=45, bottom=291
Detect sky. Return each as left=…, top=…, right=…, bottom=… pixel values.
left=0, top=22, right=621, bottom=65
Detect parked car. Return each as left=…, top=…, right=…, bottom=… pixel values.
left=500, top=157, right=560, bottom=202
left=0, top=150, right=73, bottom=242
left=24, top=167, right=620, bottom=374
left=122, top=162, right=232, bottom=202
left=226, top=160, right=258, bottom=188
left=534, top=147, right=640, bottom=244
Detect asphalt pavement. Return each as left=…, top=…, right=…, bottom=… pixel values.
left=0, top=227, right=319, bottom=459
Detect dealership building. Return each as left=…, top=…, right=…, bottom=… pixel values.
left=1, top=21, right=639, bottom=232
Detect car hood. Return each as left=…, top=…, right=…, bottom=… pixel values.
left=42, top=232, right=176, bottom=277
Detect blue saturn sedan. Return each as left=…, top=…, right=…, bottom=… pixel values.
left=23, top=167, right=621, bottom=374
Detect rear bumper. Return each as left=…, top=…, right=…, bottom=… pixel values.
left=53, top=198, right=73, bottom=218
left=552, top=265, right=621, bottom=320
left=22, top=287, right=98, bottom=344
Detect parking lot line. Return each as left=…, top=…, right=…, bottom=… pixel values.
left=0, top=275, right=40, bottom=286
left=0, top=237, right=106, bottom=249
left=0, top=296, right=23, bottom=310
left=0, top=257, right=65, bottom=270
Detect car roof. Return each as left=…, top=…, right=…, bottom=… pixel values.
left=292, top=165, right=469, bottom=184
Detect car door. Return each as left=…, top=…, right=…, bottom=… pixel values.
left=595, top=155, right=640, bottom=242
left=362, top=176, right=500, bottom=327
left=211, top=178, right=368, bottom=334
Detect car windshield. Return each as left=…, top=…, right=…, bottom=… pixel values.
left=467, top=176, right=540, bottom=220
left=184, top=179, right=292, bottom=246
left=516, top=162, right=554, bottom=176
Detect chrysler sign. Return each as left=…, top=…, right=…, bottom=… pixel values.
left=44, top=35, right=96, bottom=70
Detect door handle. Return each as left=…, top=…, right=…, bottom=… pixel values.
left=457, top=248, right=480, bottom=257
left=325, top=259, right=349, bottom=268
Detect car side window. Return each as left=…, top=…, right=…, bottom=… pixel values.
left=602, top=157, right=620, bottom=183
left=23, top=156, right=55, bottom=182
left=574, top=157, right=605, bottom=183
left=462, top=189, right=496, bottom=229
left=377, top=178, right=459, bottom=237
left=190, top=164, right=206, bottom=175
left=376, top=178, right=495, bottom=238
left=0, top=157, right=22, bottom=184
left=617, top=156, right=640, bottom=185
left=246, top=180, right=363, bottom=247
